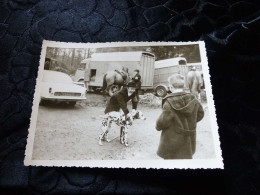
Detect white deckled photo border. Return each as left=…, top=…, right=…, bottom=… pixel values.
left=24, top=40, right=223, bottom=169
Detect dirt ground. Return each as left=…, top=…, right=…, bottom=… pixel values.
left=32, top=93, right=215, bottom=160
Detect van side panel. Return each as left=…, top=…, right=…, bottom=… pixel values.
left=141, top=54, right=155, bottom=88
left=153, top=66, right=179, bottom=88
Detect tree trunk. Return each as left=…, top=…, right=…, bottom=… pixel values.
left=70, top=48, right=75, bottom=73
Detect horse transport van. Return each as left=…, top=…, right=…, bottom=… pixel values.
left=154, top=57, right=203, bottom=97
left=73, top=52, right=155, bottom=93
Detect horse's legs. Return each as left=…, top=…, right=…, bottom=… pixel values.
left=102, top=87, right=108, bottom=100
left=106, top=84, right=112, bottom=93
left=195, top=91, right=199, bottom=99
left=188, top=81, right=192, bottom=93
left=103, top=84, right=113, bottom=101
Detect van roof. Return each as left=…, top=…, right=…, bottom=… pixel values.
left=155, top=57, right=187, bottom=69
left=81, top=52, right=154, bottom=63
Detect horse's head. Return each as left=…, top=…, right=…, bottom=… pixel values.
left=121, top=67, right=130, bottom=85
left=122, top=67, right=128, bottom=73
left=125, top=72, right=131, bottom=85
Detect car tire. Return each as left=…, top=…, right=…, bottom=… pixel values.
left=92, top=87, right=98, bottom=93
left=40, top=99, right=47, bottom=106
left=155, top=86, right=167, bottom=97
left=68, top=101, right=76, bottom=106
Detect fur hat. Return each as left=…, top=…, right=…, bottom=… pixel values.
left=168, top=74, right=185, bottom=89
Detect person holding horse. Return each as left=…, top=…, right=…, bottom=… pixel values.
left=130, top=69, right=141, bottom=110
left=155, top=74, right=204, bottom=159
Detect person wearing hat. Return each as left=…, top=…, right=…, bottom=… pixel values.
left=155, top=73, right=204, bottom=159
left=130, top=69, right=141, bottom=110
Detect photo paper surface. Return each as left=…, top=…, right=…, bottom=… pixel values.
left=24, top=41, right=223, bottom=169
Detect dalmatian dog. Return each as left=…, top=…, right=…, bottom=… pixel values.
left=98, top=109, right=146, bottom=146
left=130, top=109, right=146, bottom=120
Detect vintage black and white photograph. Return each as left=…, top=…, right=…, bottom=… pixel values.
left=25, top=41, right=223, bottom=169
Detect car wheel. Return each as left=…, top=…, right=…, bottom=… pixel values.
left=40, top=99, right=47, bottom=106
left=155, top=86, right=167, bottom=97
left=92, top=87, right=97, bottom=93
left=95, top=88, right=102, bottom=94
left=68, top=102, right=76, bottom=106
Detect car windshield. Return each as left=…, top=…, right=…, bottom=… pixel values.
left=74, top=82, right=84, bottom=87
left=43, top=70, right=73, bottom=84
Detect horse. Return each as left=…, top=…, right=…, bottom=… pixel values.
left=102, top=67, right=130, bottom=97
left=187, top=70, right=203, bottom=101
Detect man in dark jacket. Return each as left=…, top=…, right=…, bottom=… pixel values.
left=156, top=74, right=204, bottom=159
left=99, top=85, right=135, bottom=146
left=131, top=69, right=141, bottom=110
left=132, top=69, right=141, bottom=89
left=105, top=85, right=136, bottom=117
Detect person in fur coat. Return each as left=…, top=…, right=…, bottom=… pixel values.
left=156, top=74, right=204, bottom=159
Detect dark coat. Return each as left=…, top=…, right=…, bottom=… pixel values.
left=156, top=92, right=204, bottom=159
left=105, top=86, right=136, bottom=115
left=132, top=72, right=141, bottom=89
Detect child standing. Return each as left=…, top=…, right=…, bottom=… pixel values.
left=155, top=74, right=204, bottom=159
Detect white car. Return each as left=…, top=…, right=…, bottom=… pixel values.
left=40, top=70, right=86, bottom=106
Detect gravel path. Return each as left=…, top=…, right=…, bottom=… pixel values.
left=32, top=94, right=215, bottom=160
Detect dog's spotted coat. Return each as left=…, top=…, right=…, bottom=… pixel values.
left=99, top=110, right=146, bottom=146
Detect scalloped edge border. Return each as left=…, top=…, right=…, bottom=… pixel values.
left=24, top=40, right=223, bottom=169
